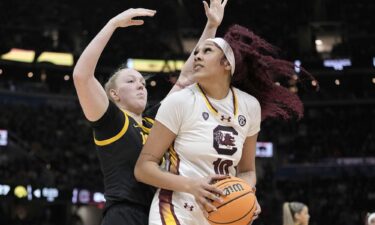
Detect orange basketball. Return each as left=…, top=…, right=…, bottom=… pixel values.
left=208, top=176, right=256, bottom=225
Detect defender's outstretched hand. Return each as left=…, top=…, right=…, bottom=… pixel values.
left=110, top=8, right=156, bottom=28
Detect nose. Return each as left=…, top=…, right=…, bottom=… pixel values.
left=194, top=51, right=202, bottom=62
left=136, top=80, right=145, bottom=90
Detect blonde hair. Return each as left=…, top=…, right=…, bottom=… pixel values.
left=283, top=202, right=306, bottom=225
left=104, top=68, right=123, bottom=102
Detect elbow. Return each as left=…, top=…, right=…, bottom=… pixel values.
left=134, top=162, right=144, bottom=183
left=72, top=65, right=88, bottom=83
left=72, top=70, right=84, bottom=83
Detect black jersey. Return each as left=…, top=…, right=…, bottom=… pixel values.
left=91, top=101, right=159, bottom=209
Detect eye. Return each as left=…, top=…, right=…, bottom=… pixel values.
left=193, top=49, right=199, bottom=55
left=127, top=79, right=135, bottom=83
left=204, top=47, right=212, bottom=53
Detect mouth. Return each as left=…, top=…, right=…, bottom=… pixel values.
left=137, top=93, right=146, bottom=98
left=193, top=63, right=204, bottom=71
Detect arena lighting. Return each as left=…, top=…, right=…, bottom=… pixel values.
left=127, top=58, right=185, bottom=72
left=294, top=60, right=301, bottom=73
left=64, top=74, right=70, bottom=81
left=0, top=184, right=10, bottom=196
left=34, top=189, right=41, bottom=198
left=42, top=187, right=59, bottom=202
left=27, top=185, right=33, bottom=200
left=72, top=188, right=106, bottom=204
left=315, top=39, right=323, bottom=46
left=37, top=51, right=74, bottom=66
left=93, top=192, right=106, bottom=203
left=0, top=48, right=35, bottom=63
left=256, top=142, right=273, bottom=157
left=373, top=57, right=375, bottom=67
left=323, top=58, right=351, bottom=70
left=314, top=32, right=342, bottom=53
left=14, top=185, right=27, bottom=198
left=0, top=129, right=8, bottom=146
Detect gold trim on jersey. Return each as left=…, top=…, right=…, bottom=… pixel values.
left=233, top=87, right=238, bottom=116
left=94, top=110, right=130, bottom=146
left=167, top=144, right=180, bottom=175
left=196, top=83, right=238, bottom=117
left=159, top=189, right=180, bottom=225
left=132, top=117, right=154, bottom=134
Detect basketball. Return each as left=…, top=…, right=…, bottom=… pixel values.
left=208, top=176, right=257, bottom=225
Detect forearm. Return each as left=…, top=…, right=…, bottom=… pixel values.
left=135, top=160, right=192, bottom=193
left=169, top=22, right=218, bottom=94
left=73, top=21, right=117, bottom=81
left=180, top=22, right=218, bottom=77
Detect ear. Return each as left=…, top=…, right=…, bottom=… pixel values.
left=224, top=59, right=232, bottom=72
left=109, top=89, right=120, bottom=102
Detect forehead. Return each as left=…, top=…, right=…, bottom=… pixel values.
left=118, top=69, right=144, bottom=80
left=196, top=41, right=219, bottom=51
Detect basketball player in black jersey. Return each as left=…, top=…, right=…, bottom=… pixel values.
left=73, top=4, right=227, bottom=225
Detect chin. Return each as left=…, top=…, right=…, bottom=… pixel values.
left=193, top=72, right=207, bottom=82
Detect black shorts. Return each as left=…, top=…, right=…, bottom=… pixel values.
left=101, top=201, right=149, bottom=225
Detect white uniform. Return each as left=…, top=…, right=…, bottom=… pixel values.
left=149, top=84, right=261, bottom=225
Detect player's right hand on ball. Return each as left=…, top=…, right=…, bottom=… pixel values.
left=186, top=174, right=229, bottom=217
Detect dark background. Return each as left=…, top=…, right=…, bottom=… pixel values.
left=0, top=0, right=374, bottom=224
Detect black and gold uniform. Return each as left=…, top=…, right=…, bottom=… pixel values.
left=91, top=101, right=158, bottom=225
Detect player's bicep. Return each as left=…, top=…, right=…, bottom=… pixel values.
left=140, top=120, right=177, bottom=163
left=74, top=77, right=109, bottom=122
left=237, top=134, right=258, bottom=173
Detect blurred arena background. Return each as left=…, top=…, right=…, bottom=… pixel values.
left=0, top=0, right=374, bottom=224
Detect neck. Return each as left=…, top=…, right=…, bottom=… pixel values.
left=118, top=106, right=143, bottom=124
left=198, top=81, right=230, bottom=100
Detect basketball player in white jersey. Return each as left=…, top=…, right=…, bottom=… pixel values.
left=135, top=3, right=314, bottom=224
left=134, top=3, right=264, bottom=221
left=135, top=37, right=261, bottom=224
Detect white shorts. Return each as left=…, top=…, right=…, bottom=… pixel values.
left=149, top=189, right=210, bottom=225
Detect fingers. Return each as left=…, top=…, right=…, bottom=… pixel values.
left=205, top=184, right=225, bottom=197
left=197, top=202, right=209, bottom=218
left=130, top=20, right=144, bottom=26
left=130, top=8, right=157, bottom=18
left=198, top=195, right=218, bottom=213
left=203, top=1, right=209, bottom=13
left=135, top=9, right=157, bottom=17
left=204, top=189, right=223, bottom=203
left=209, top=174, right=230, bottom=184
left=222, top=0, right=228, bottom=7
left=252, top=202, right=261, bottom=220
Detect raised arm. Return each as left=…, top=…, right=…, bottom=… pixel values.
left=169, top=0, right=228, bottom=94
left=73, top=8, right=156, bottom=121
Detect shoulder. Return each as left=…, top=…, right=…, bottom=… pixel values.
left=162, top=84, right=197, bottom=105
left=233, top=87, right=260, bottom=109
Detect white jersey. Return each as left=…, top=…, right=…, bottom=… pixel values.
left=149, top=84, right=261, bottom=225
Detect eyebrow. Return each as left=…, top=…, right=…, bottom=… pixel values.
left=204, top=42, right=215, bottom=47
left=126, top=74, right=145, bottom=81
left=194, top=43, right=216, bottom=54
